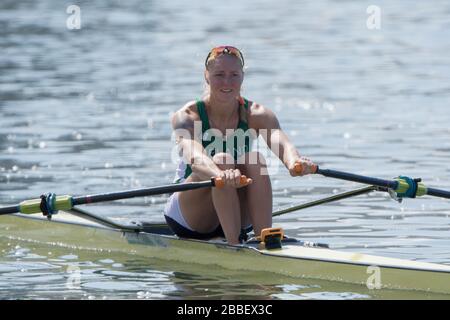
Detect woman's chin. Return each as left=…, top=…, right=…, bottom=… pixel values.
left=213, top=91, right=239, bottom=102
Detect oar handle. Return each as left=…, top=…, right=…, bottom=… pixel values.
left=213, top=175, right=252, bottom=188
left=212, top=177, right=224, bottom=188
left=240, top=175, right=252, bottom=186
left=294, top=162, right=319, bottom=175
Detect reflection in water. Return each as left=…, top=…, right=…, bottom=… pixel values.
left=1, top=240, right=449, bottom=300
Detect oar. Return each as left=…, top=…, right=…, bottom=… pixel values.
left=0, top=176, right=252, bottom=216
left=272, top=185, right=381, bottom=217
left=294, top=163, right=450, bottom=199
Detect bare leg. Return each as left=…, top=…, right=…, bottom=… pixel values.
left=210, top=153, right=241, bottom=244
left=178, top=152, right=242, bottom=244
left=177, top=178, right=218, bottom=232
left=237, top=151, right=272, bottom=236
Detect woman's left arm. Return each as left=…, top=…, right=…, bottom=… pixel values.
left=250, top=103, right=316, bottom=176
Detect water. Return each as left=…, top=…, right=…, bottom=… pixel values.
left=1, top=0, right=450, bottom=299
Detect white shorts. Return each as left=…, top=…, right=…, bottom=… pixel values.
left=163, top=192, right=194, bottom=231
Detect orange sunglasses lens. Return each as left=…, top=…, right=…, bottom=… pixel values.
left=205, top=46, right=244, bottom=67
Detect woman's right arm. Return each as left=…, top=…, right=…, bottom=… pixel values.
left=171, top=106, right=222, bottom=180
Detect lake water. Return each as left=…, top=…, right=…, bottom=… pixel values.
left=1, top=0, right=450, bottom=299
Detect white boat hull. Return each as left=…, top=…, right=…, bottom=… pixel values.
left=1, top=211, right=450, bottom=295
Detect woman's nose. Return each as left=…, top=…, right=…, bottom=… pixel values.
left=223, top=75, right=235, bottom=84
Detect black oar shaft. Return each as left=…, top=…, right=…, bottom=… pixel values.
left=427, top=187, right=450, bottom=199
left=0, top=205, right=19, bottom=215
left=316, top=168, right=398, bottom=190
left=72, top=180, right=214, bottom=206
left=0, top=179, right=218, bottom=215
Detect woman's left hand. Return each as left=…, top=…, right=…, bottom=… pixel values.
left=288, top=156, right=317, bottom=177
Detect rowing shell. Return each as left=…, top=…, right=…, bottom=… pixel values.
left=1, top=211, right=450, bottom=295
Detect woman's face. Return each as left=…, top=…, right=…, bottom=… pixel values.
left=205, top=54, right=244, bottom=102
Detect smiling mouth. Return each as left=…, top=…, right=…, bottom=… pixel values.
left=220, top=89, right=233, bottom=93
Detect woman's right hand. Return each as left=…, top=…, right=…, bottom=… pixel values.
left=218, top=169, right=252, bottom=188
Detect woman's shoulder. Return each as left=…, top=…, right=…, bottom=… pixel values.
left=171, top=100, right=202, bottom=130
left=245, top=99, right=279, bottom=129
left=173, top=100, right=201, bottom=119
left=245, top=99, right=275, bottom=118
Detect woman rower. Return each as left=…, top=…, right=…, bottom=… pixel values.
left=164, top=46, right=317, bottom=245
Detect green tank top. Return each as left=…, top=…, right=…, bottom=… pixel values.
left=179, top=98, right=252, bottom=181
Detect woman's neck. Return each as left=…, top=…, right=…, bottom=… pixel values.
left=205, top=95, right=239, bottom=120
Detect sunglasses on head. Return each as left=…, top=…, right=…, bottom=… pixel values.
left=205, top=46, right=245, bottom=68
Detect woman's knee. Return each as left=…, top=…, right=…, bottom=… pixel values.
left=237, top=152, right=270, bottom=176
left=237, top=151, right=267, bottom=166
left=212, top=152, right=235, bottom=170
